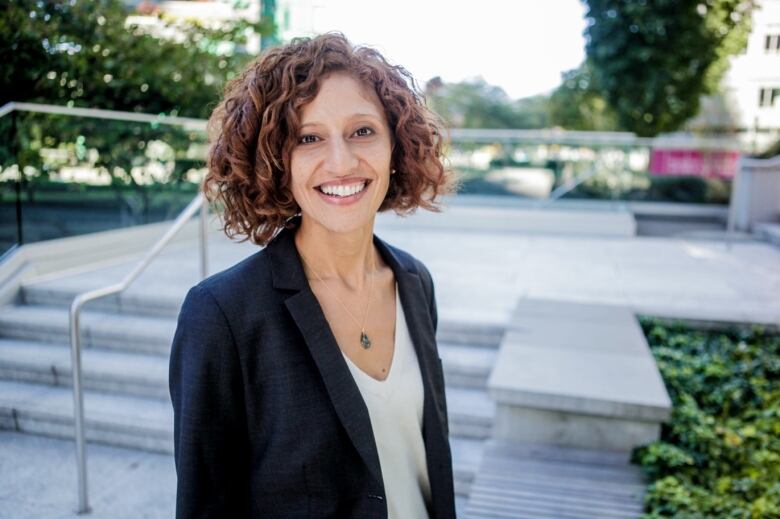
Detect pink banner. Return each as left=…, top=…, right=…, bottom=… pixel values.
left=649, top=149, right=740, bottom=179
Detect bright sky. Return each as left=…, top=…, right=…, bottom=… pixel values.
left=304, top=0, right=588, bottom=100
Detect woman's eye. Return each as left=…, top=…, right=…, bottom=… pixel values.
left=354, top=127, right=374, bottom=137
left=299, top=135, right=319, bottom=145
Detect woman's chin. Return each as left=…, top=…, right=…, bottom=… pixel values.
left=300, top=211, right=376, bottom=236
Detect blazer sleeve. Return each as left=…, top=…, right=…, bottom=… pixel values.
left=169, top=284, right=250, bottom=518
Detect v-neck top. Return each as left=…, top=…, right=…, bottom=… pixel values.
left=341, top=283, right=432, bottom=518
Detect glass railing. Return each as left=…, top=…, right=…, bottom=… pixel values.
left=0, top=104, right=746, bottom=257
left=446, top=129, right=738, bottom=206
left=0, top=103, right=207, bottom=256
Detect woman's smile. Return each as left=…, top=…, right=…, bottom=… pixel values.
left=315, top=178, right=373, bottom=205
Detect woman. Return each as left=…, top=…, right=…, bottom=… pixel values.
left=169, top=32, right=459, bottom=518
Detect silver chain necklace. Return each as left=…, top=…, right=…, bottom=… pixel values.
left=299, top=249, right=376, bottom=349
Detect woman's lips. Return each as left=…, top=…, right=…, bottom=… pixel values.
left=315, top=181, right=371, bottom=206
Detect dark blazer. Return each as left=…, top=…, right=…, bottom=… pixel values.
left=169, top=217, right=456, bottom=518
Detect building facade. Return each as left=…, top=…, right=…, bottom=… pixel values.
left=724, top=0, right=780, bottom=151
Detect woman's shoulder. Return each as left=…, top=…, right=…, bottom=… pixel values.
left=377, top=236, right=434, bottom=283
left=181, top=247, right=275, bottom=316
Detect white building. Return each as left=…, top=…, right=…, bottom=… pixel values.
left=723, top=0, right=780, bottom=151
left=126, top=1, right=262, bottom=54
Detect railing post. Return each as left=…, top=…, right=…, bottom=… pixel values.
left=11, top=110, right=23, bottom=245
left=69, top=297, right=90, bottom=514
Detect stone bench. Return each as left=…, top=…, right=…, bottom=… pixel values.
left=487, top=298, right=672, bottom=454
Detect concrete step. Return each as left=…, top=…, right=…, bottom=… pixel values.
left=0, top=380, right=483, bottom=491
left=0, top=305, right=174, bottom=356
left=439, top=342, right=496, bottom=388
left=21, top=282, right=184, bottom=319
left=0, top=379, right=172, bottom=453
left=0, top=373, right=494, bottom=443
left=0, top=338, right=169, bottom=399
left=755, top=221, right=780, bottom=247
left=447, top=386, right=495, bottom=439
left=14, top=282, right=506, bottom=349
left=464, top=440, right=646, bottom=519
left=0, top=335, right=497, bottom=399
left=434, top=321, right=504, bottom=349
left=455, top=495, right=467, bottom=519
left=450, top=437, right=485, bottom=497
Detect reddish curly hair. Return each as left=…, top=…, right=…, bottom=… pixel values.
left=203, top=32, right=459, bottom=246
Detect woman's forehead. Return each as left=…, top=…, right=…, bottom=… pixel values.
left=298, top=72, right=386, bottom=124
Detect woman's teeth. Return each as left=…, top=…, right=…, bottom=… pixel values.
left=318, top=181, right=367, bottom=197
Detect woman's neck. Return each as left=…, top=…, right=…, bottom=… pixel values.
left=293, top=215, right=378, bottom=291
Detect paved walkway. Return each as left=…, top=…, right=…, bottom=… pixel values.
left=24, top=206, right=780, bottom=328
left=0, top=431, right=175, bottom=519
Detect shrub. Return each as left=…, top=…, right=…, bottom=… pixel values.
left=633, top=318, right=780, bottom=518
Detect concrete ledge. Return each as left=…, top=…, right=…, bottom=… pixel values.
left=378, top=203, right=637, bottom=237
left=755, top=222, right=780, bottom=247
left=0, top=218, right=209, bottom=308
left=492, top=406, right=662, bottom=453
left=489, top=343, right=670, bottom=421
left=488, top=298, right=672, bottom=452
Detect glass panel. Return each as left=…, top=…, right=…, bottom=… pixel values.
left=448, top=135, right=734, bottom=205
left=0, top=109, right=207, bottom=256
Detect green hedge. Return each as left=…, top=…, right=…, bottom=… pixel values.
left=633, top=318, right=780, bottom=518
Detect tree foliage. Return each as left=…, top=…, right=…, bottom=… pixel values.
left=1, top=0, right=271, bottom=118
left=0, top=0, right=272, bottom=226
left=548, top=61, right=619, bottom=131
left=425, top=77, right=550, bottom=129
left=583, top=0, right=756, bottom=136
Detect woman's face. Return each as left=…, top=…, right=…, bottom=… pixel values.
left=289, top=72, right=393, bottom=235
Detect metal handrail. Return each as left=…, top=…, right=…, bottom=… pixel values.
left=0, top=101, right=211, bottom=513
left=69, top=192, right=209, bottom=513
left=0, top=101, right=207, bottom=130
left=536, top=165, right=602, bottom=208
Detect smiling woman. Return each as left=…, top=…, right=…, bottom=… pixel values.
left=203, top=33, right=458, bottom=246
left=290, top=72, right=393, bottom=233
left=169, top=32, right=459, bottom=519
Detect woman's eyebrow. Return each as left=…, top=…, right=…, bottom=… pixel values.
left=299, top=113, right=382, bottom=129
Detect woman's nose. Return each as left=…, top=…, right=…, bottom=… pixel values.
left=323, top=137, right=359, bottom=174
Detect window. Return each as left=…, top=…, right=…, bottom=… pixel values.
left=758, top=87, right=780, bottom=108
left=765, top=34, right=780, bottom=52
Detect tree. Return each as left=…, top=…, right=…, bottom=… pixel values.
left=0, top=0, right=273, bottom=223
left=1, top=0, right=272, bottom=117
left=425, top=77, right=550, bottom=129
left=582, top=0, right=756, bottom=136
left=548, top=62, right=619, bottom=131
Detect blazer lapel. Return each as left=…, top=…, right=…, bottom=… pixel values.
left=265, top=219, right=450, bottom=509
left=382, top=240, right=453, bottom=517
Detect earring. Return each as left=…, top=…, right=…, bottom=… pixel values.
left=391, top=168, right=396, bottom=175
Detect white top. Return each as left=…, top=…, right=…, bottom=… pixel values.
left=341, top=282, right=432, bottom=519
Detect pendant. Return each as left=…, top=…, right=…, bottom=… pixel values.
left=360, top=331, right=372, bottom=349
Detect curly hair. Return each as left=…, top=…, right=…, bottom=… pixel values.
left=203, top=32, right=459, bottom=246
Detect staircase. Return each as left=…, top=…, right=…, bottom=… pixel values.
left=0, top=265, right=504, bottom=516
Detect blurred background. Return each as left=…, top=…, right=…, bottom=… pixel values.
left=0, top=1, right=778, bottom=518
left=2, top=0, right=779, bottom=251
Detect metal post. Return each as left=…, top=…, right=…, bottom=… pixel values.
left=199, top=201, right=209, bottom=280
left=725, top=156, right=744, bottom=252
left=69, top=298, right=90, bottom=514
left=11, top=111, right=23, bottom=245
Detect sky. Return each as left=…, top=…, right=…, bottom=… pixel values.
left=299, top=0, right=589, bottom=100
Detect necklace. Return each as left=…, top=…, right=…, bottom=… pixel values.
left=298, top=248, right=376, bottom=350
